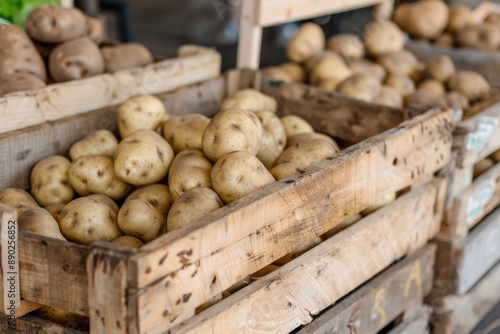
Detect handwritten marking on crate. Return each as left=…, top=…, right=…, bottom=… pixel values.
left=466, top=116, right=498, bottom=152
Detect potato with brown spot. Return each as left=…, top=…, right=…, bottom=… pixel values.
left=280, top=115, right=315, bottom=140
left=273, top=138, right=339, bottom=170
left=86, top=194, right=119, bottom=213
left=118, top=95, right=168, bottom=139
left=31, top=156, right=74, bottom=206
left=286, top=22, right=325, bottom=63
left=25, top=6, right=87, bottom=43
left=19, top=207, right=66, bottom=241
left=69, top=129, right=118, bottom=161
left=221, top=89, right=278, bottom=113
left=125, top=184, right=172, bottom=215
left=162, top=114, right=210, bottom=153
left=118, top=199, right=166, bottom=243
left=0, top=188, right=38, bottom=216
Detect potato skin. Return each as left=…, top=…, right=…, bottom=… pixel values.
left=385, top=73, right=415, bottom=97
left=118, top=95, right=167, bottom=139
left=377, top=50, right=419, bottom=77
left=309, top=58, right=352, bottom=86
left=326, top=34, right=364, bottom=60
left=456, top=24, right=500, bottom=51
left=85, top=17, right=105, bottom=45
left=221, top=89, right=278, bottom=113
left=349, top=59, right=386, bottom=82
left=25, top=6, right=87, bottom=43
left=280, top=62, right=306, bottom=83
left=86, top=194, right=119, bottom=213
left=272, top=138, right=339, bottom=170
left=363, top=21, right=404, bottom=57
left=18, top=207, right=66, bottom=241
left=125, top=184, right=172, bottom=216
left=337, top=74, right=382, bottom=102
left=0, top=73, right=46, bottom=96
left=31, top=155, right=74, bottom=206
left=69, top=129, right=118, bottom=161
left=256, top=111, right=287, bottom=152
left=417, top=79, right=446, bottom=97
left=269, top=163, right=301, bottom=181
left=397, top=0, right=449, bottom=39
left=447, top=5, right=473, bottom=33
left=405, top=91, right=447, bottom=109
left=286, top=132, right=339, bottom=151
left=101, top=43, right=154, bottom=73
left=162, top=114, right=210, bottom=153
left=286, top=22, right=325, bottom=63
left=422, top=56, right=456, bottom=83
left=375, top=86, right=403, bottom=109
left=44, top=203, right=66, bottom=222
left=112, top=235, right=144, bottom=250
left=280, top=115, right=314, bottom=139
left=447, top=71, right=491, bottom=101
left=0, top=188, right=39, bottom=216
left=118, top=199, right=166, bottom=243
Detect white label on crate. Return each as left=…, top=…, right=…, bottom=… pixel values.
left=466, top=179, right=496, bottom=222
left=466, top=116, right=498, bottom=152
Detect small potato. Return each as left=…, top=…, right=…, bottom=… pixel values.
left=447, top=5, right=473, bottom=33
left=69, top=129, right=119, bottom=161
left=118, top=95, right=167, bottom=139
left=86, top=194, right=119, bottom=213
left=326, top=34, right=364, bottom=60
left=305, top=51, right=344, bottom=73
left=375, top=86, right=404, bottom=109
left=202, top=108, right=263, bottom=162
left=211, top=151, right=275, bottom=204
left=321, top=213, right=363, bottom=240
left=0, top=188, right=38, bottom=216
left=112, top=235, right=144, bottom=250
left=447, top=71, right=491, bottom=101
left=280, top=62, right=306, bottom=83
left=405, top=91, right=447, bottom=109
left=69, top=155, right=130, bottom=200
left=101, top=43, right=154, bottom=73
left=257, top=130, right=282, bottom=169
left=280, top=115, right=315, bottom=139
left=221, top=89, right=278, bottom=113
left=286, top=22, right=325, bottom=63
left=272, top=138, right=339, bottom=170
left=385, top=73, right=415, bottom=97
left=85, top=17, right=105, bottom=45
left=125, top=184, right=172, bottom=216
left=473, top=158, right=495, bottom=178
left=377, top=50, right=419, bottom=77
left=34, top=306, right=88, bottom=330
left=31, top=156, right=74, bottom=206
left=361, top=192, right=396, bottom=216
left=337, top=74, right=382, bottom=102
left=167, top=187, right=223, bottom=231
left=162, top=114, right=210, bottom=153
left=0, top=73, right=46, bottom=96
left=444, top=91, right=470, bottom=110
left=44, top=203, right=66, bottom=222
left=363, top=21, right=404, bottom=57
left=25, top=6, right=87, bottom=43
left=286, top=132, right=339, bottom=151
left=114, top=130, right=174, bottom=186
left=59, top=197, right=122, bottom=244
left=434, top=33, right=455, bottom=47
left=417, top=79, right=446, bottom=97
left=318, top=78, right=344, bottom=91
left=18, top=207, right=66, bottom=241
left=270, top=163, right=302, bottom=181
left=349, top=59, right=386, bottom=82
left=168, top=149, right=213, bottom=201
left=422, top=56, right=456, bottom=83
left=255, top=111, right=287, bottom=151
left=309, top=58, right=352, bottom=86
left=456, top=24, right=500, bottom=51
left=274, top=236, right=323, bottom=265
left=118, top=199, right=166, bottom=243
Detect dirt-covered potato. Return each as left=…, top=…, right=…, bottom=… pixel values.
left=0, top=73, right=46, bottom=96
left=49, top=37, right=104, bottom=82
left=69, top=129, right=118, bottom=161
left=349, top=59, right=386, bottom=82
left=0, top=24, right=47, bottom=82
left=18, top=207, right=66, bottom=240
left=456, top=24, right=500, bottom=51
left=321, top=213, right=363, bottom=240
left=473, top=158, right=494, bottom=178
left=168, top=149, right=213, bottom=200
left=101, top=43, right=154, bottom=73
left=443, top=91, right=470, bottom=110
left=405, top=91, right=447, bottom=109
left=286, top=22, right=325, bottom=63
left=112, top=235, right=144, bottom=250
left=394, top=0, right=449, bottom=39
left=326, top=34, right=364, bottom=60
left=211, top=151, right=275, bottom=204
left=375, top=86, right=404, bottom=109
left=167, top=187, right=223, bottom=231
left=31, top=155, right=74, bottom=206
left=337, top=73, right=382, bottom=102
left=85, top=17, right=105, bottom=45
left=25, top=5, right=87, bottom=43
left=269, top=163, right=302, bottom=181
left=124, top=184, right=172, bottom=216
left=44, top=203, right=65, bottom=222
left=221, top=89, right=278, bottom=113
left=274, top=236, right=323, bottom=266
left=162, top=114, right=210, bottom=153
left=447, top=5, right=473, bottom=33
left=280, top=115, right=315, bottom=139
left=117, top=199, right=166, bottom=243
left=286, top=132, right=339, bottom=151
left=363, top=21, right=404, bottom=57
left=202, top=108, right=263, bottom=162
left=272, top=138, right=339, bottom=170
left=0, top=188, right=38, bottom=216
left=118, top=95, right=168, bottom=139
left=34, top=306, right=88, bottom=329
left=280, top=62, right=306, bottom=83
left=256, top=111, right=287, bottom=152
left=447, top=71, right=491, bottom=101
left=385, top=73, right=416, bottom=97
left=422, top=56, right=456, bottom=83
left=377, top=50, right=419, bottom=76
left=361, top=192, right=396, bottom=216
left=417, top=79, right=446, bottom=97
left=59, top=197, right=122, bottom=244
left=309, top=58, right=352, bottom=86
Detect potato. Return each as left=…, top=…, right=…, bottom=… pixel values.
left=405, top=91, right=447, bottom=109
left=118, top=95, right=167, bottom=139
left=85, top=17, right=105, bottom=45
left=31, top=156, right=74, bottom=207
left=280, top=115, right=314, bottom=139
left=473, top=158, right=495, bottom=178
left=167, top=187, right=223, bottom=231
left=202, top=108, right=263, bottom=162
left=101, top=43, right=154, bottom=73
left=443, top=91, right=470, bottom=110
left=422, top=56, right=456, bottom=83
left=417, top=79, right=446, bottom=97
left=326, top=34, right=364, bottom=60
left=269, top=163, right=302, bottom=181
left=318, top=78, right=344, bottom=91
left=255, top=111, right=287, bottom=151
left=309, top=58, right=352, bottom=86
left=112, top=235, right=144, bottom=250
left=221, top=89, right=278, bottom=113
left=363, top=21, right=404, bottom=57
left=0, top=24, right=47, bottom=82
left=125, top=184, right=172, bottom=216
left=0, top=188, right=38, bottom=216
left=305, top=51, right=344, bottom=73
left=0, top=73, right=46, bottom=96
left=349, top=59, right=386, bottom=82
left=396, top=1, right=449, bottom=39
left=375, top=86, right=404, bottom=109
left=485, top=13, right=500, bottom=27
left=261, top=67, right=293, bottom=83
left=280, top=62, right=306, bottom=83
left=447, top=5, right=473, bottom=33
left=211, top=151, right=275, bottom=204
left=25, top=6, right=87, bottom=43
left=49, top=37, right=104, bottom=82
left=490, top=149, right=500, bottom=162
left=393, top=3, right=410, bottom=29
left=361, top=192, right=396, bottom=216
left=272, top=138, right=339, bottom=170
left=69, top=155, right=130, bottom=199
left=337, top=74, right=382, bottom=102
left=286, top=22, right=325, bottom=63
left=162, top=114, right=210, bottom=153
left=59, top=197, right=122, bottom=244
left=274, top=236, right=323, bottom=266
left=256, top=130, right=282, bottom=169
left=434, top=33, right=455, bottom=47
left=447, top=71, right=491, bottom=101
left=385, top=73, right=415, bottom=97
left=69, top=129, right=118, bottom=161
left=117, top=199, right=166, bottom=243
left=168, top=148, right=213, bottom=200
left=321, top=213, right=363, bottom=240
left=286, top=132, right=339, bottom=151
left=34, top=306, right=88, bottom=330
left=86, top=194, right=119, bottom=213
left=18, top=207, right=66, bottom=241
left=456, top=24, right=500, bottom=51
left=44, top=203, right=66, bottom=222
left=377, top=50, right=419, bottom=76
left=114, top=130, right=174, bottom=185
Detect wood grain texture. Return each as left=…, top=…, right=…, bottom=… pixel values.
left=0, top=204, right=18, bottom=314
left=167, top=179, right=445, bottom=334
left=296, top=245, right=435, bottom=334
left=0, top=313, right=87, bottom=334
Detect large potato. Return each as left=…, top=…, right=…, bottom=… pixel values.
left=59, top=197, right=122, bottom=245
left=337, top=74, right=382, bottom=102
left=202, top=108, right=263, bottom=162
left=101, top=43, right=154, bottom=73
left=447, top=71, right=491, bottom=101
left=211, top=151, right=275, bottom=204
left=281, top=115, right=314, bottom=139
left=447, top=5, right=473, bottom=33
left=162, top=114, right=210, bottom=153
left=326, top=34, right=364, bottom=60
left=112, top=236, right=144, bottom=250
left=396, top=1, right=449, bottom=39
left=385, top=73, right=415, bottom=97
left=286, top=22, right=325, bottom=63
left=69, top=155, right=130, bottom=200
left=18, top=207, right=66, bottom=241
left=168, top=149, right=213, bottom=201
left=377, top=50, right=419, bottom=76
left=167, top=187, right=223, bottom=231
left=114, top=130, right=174, bottom=185
left=375, top=86, right=404, bottom=109
left=0, top=188, right=38, bottom=216
left=456, top=24, right=500, bottom=51
left=31, top=155, right=74, bottom=206
left=0, top=73, right=46, bottom=96
left=272, top=138, right=339, bottom=170
left=363, top=21, right=404, bottom=57
left=256, top=111, right=287, bottom=151
left=69, top=129, right=118, bottom=161
left=421, top=56, right=456, bottom=83
left=25, top=6, right=87, bottom=43
left=349, top=59, right=386, bottom=82
left=118, top=95, right=168, bottom=139
left=221, top=89, right=278, bottom=113
left=125, top=184, right=172, bottom=216
left=118, top=199, right=166, bottom=243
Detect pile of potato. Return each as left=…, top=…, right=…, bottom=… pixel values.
left=0, top=5, right=153, bottom=96
left=394, top=0, right=500, bottom=51
left=262, top=19, right=492, bottom=111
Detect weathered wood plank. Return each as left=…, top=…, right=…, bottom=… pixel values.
left=387, top=306, right=431, bottom=334
left=0, top=204, right=18, bottom=315
left=296, top=245, right=435, bottom=334
left=0, top=313, right=87, bottom=334
left=167, top=179, right=446, bottom=334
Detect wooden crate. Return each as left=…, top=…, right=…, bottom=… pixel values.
left=0, top=70, right=453, bottom=333
left=0, top=45, right=221, bottom=136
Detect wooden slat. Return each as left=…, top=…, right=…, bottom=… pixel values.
left=296, top=245, right=435, bottom=334
left=387, top=306, right=431, bottom=334
left=0, top=46, right=221, bottom=135
left=0, top=204, right=18, bottom=315
left=0, top=313, right=87, bottom=334
left=236, top=0, right=263, bottom=70
left=168, top=179, right=446, bottom=334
